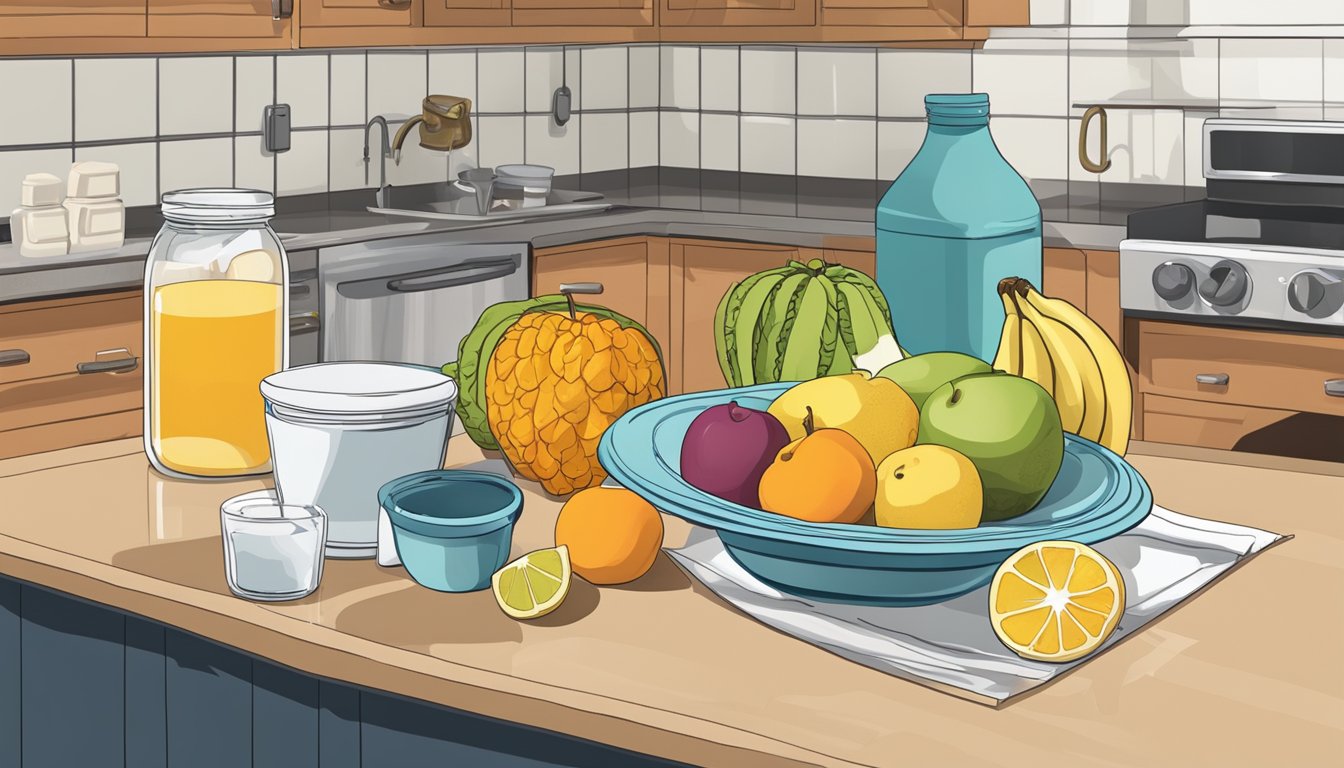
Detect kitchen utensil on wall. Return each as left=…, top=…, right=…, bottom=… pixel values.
left=391, top=95, right=472, bottom=162
left=876, top=93, right=1043, bottom=362
left=143, top=189, right=289, bottom=479
left=1078, top=106, right=1113, bottom=173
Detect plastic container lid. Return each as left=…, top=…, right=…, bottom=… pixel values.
left=261, top=362, right=458, bottom=418
left=161, top=188, right=275, bottom=224
left=21, top=173, right=64, bottom=207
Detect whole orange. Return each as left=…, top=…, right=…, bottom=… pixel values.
left=554, top=488, right=664, bottom=585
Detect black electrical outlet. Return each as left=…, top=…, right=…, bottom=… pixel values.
left=264, top=104, right=291, bottom=153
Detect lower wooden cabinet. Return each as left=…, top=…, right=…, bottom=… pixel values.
left=0, top=291, right=143, bottom=460
left=1133, top=319, right=1344, bottom=462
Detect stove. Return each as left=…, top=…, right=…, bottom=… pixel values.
left=1122, top=119, right=1344, bottom=335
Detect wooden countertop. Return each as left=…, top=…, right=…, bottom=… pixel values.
left=0, top=439, right=1339, bottom=767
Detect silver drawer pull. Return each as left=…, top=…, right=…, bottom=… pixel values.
left=1327, top=379, right=1344, bottom=398
left=1195, top=373, right=1229, bottom=386
left=77, top=348, right=138, bottom=375
left=290, top=283, right=311, bottom=298
left=289, top=312, right=320, bottom=334
left=0, top=349, right=30, bottom=367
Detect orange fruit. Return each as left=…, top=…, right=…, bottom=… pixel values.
left=757, top=428, right=876, bottom=524
left=554, top=488, right=664, bottom=585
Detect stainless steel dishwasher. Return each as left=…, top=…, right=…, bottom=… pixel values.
left=318, top=238, right=529, bottom=369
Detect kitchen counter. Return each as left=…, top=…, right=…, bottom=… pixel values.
left=0, top=438, right=1338, bottom=767
left=0, top=170, right=1175, bottom=304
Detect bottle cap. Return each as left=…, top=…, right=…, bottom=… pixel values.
left=20, top=173, right=64, bottom=208
left=161, top=188, right=276, bottom=224
left=925, top=93, right=991, bottom=126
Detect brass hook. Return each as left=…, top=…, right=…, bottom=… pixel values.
left=1079, top=106, right=1112, bottom=174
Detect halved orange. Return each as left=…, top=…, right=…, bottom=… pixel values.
left=989, top=540, right=1126, bottom=663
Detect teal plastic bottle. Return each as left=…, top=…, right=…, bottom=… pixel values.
left=876, top=93, right=1041, bottom=362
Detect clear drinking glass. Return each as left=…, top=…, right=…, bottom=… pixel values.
left=221, top=490, right=326, bottom=601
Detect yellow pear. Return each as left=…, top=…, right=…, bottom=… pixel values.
left=874, top=445, right=983, bottom=530
left=766, top=371, right=919, bottom=466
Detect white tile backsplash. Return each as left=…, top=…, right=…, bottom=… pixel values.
left=661, top=47, right=700, bottom=110
left=741, top=48, right=795, bottom=115
left=797, top=49, right=876, bottom=117
left=525, top=115, right=579, bottom=176
left=0, top=59, right=72, bottom=146
left=278, top=130, right=328, bottom=196
left=629, top=111, right=659, bottom=167
left=328, top=128, right=368, bottom=192
left=159, top=57, right=233, bottom=137
left=629, top=46, right=660, bottom=110
left=1327, top=39, right=1344, bottom=120
left=0, top=148, right=73, bottom=214
left=476, top=115, right=525, bottom=169
left=278, top=55, right=330, bottom=129
left=1187, top=0, right=1344, bottom=25
left=581, top=113, right=629, bottom=173
left=990, top=117, right=1068, bottom=181
left=478, top=49, right=526, bottom=113
left=1151, top=38, right=1218, bottom=104
left=1183, top=111, right=1216, bottom=187
left=234, top=135, right=274, bottom=194
left=76, top=143, right=158, bottom=207
left=1068, top=41, right=1155, bottom=111
left=659, top=111, right=699, bottom=168
left=1030, top=0, right=1068, bottom=25
left=387, top=122, right=449, bottom=186
left=159, top=138, right=232, bottom=194
left=1079, top=108, right=1184, bottom=185
left=701, top=47, right=739, bottom=113
left=524, top=48, right=580, bottom=114
left=877, top=49, right=972, bottom=119
left=582, top=47, right=628, bottom=110
left=700, top=113, right=738, bottom=172
left=430, top=50, right=477, bottom=109
left=878, top=121, right=926, bottom=181
left=1220, top=38, right=1325, bottom=119
left=330, top=54, right=366, bottom=126
left=367, top=52, right=428, bottom=123
left=76, top=58, right=155, bottom=142
left=740, top=115, right=795, bottom=175
left=235, top=55, right=274, bottom=133
left=798, top=119, right=874, bottom=178
left=973, top=39, right=1068, bottom=117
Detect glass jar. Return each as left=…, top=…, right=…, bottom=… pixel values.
left=876, top=93, right=1042, bottom=362
left=143, top=189, right=288, bottom=479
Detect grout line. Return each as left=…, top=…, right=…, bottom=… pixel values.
left=272, top=52, right=278, bottom=195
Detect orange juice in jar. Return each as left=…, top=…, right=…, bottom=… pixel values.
left=144, top=190, right=288, bottom=479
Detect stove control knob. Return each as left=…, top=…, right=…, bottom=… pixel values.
left=1288, top=270, right=1344, bottom=318
left=1152, top=262, right=1195, bottom=302
left=1198, top=260, right=1250, bottom=308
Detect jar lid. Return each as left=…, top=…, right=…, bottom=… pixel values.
left=261, top=362, right=458, bottom=416
left=161, top=188, right=275, bottom=224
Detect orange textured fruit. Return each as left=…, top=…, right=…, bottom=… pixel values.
left=486, top=310, right=665, bottom=497
left=554, top=488, right=664, bottom=585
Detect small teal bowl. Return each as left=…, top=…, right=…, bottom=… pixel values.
left=379, top=470, right=523, bottom=593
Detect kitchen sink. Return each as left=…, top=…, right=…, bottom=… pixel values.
left=367, top=182, right=612, bottom=222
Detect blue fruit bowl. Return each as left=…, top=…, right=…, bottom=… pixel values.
left=598, top=383, right=1152, bottom=607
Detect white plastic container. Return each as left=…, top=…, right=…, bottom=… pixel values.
left=65, top=161, right=124, bottom=254
left=10, top=173, right=69, bottom=258
left=260, top=362, right=457, bottom=560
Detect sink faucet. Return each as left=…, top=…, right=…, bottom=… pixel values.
left=363, top=116, right=392, bottom=208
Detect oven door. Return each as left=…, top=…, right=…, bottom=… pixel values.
left=320, top=240, right=529, bottom=368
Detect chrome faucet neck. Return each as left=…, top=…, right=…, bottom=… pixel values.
left=363, top=116, right=392, bottom=207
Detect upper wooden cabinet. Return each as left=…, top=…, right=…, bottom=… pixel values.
left=302, top=0, right=417, bottom=27
left=148, top=1, right=292, bottom=39
left=660, top=0, right=814, bottom=28
left=513, top=0, right=654, bottom=28
left=423, top=0, right=512, bottom=27
left=0, top=2, right=144, bottom=42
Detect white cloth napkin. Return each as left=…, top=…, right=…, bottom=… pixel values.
left=666, top=506, right=1286, bottom=704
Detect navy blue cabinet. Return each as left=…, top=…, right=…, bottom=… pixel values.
left=0, top=577, right=689, bottom=768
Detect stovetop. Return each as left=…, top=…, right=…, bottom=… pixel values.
left=1127, top=198, right=1344, bottom=254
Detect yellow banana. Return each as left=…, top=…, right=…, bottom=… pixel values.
left=1013, top=290, right=1056, bottom=400
left=1017, top=286, right=1100, bottom=438
left=993, top=290, right=1022, bottom=375
left=1019, top=282, right=1133, bottom=456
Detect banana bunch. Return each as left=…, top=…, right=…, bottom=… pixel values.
left=993, top=278, right=1133, bottom=456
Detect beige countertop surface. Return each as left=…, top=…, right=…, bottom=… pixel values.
left=0, top=438, right=1339, bottom=767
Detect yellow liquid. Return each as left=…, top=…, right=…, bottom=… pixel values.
left=151, top=279, right=282, bottom=476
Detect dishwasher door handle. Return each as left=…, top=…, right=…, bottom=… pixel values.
left=337, top=256, right=522, bottom=299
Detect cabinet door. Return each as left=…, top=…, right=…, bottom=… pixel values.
left=819, top=0, right=959, bottom=28
left=0, top=2, right=144, bottom=44
left=660, top=0, right=814, bottom=28
left=303, top=0, right=417, bottom=27
left=512, top=0, right=652, bottom=27
left=672, top=240, right=825, bottom=395
left=423, top=0, right=511, bottom=26
left=148, top=0, right=291, bottom=39
left=1042, top=247, right=1088, bottom=312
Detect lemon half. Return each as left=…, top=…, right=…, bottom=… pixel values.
left=989, top=540, right=1126, bottom=663
left=492, top=545, right=572, bottom=620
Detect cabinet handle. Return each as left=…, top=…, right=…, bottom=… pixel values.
left=290, top=312, right=320, bottom=335
left=290, top=283, right=311, bottom=298
left=0, top=349, right=30, bottom=367
left=271, top=0, right=293, bottom=19
left=1078, top=106, right=1112, bottom=174
left=76, top=348, right=138, bottom=375
left=1195, top=373, right=1229, bottom=386
left=1327, top=379, right=1344, bottom=398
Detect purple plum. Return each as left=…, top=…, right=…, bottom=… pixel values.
left=680, top=401, right=791, bottom=508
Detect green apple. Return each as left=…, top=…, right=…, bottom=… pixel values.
left=877, top=352, right=993, bottom=411
left=918, top=372, right=1063, bottom=521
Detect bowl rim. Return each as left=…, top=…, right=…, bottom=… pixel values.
left=379, top=470, right=523, bottom=538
